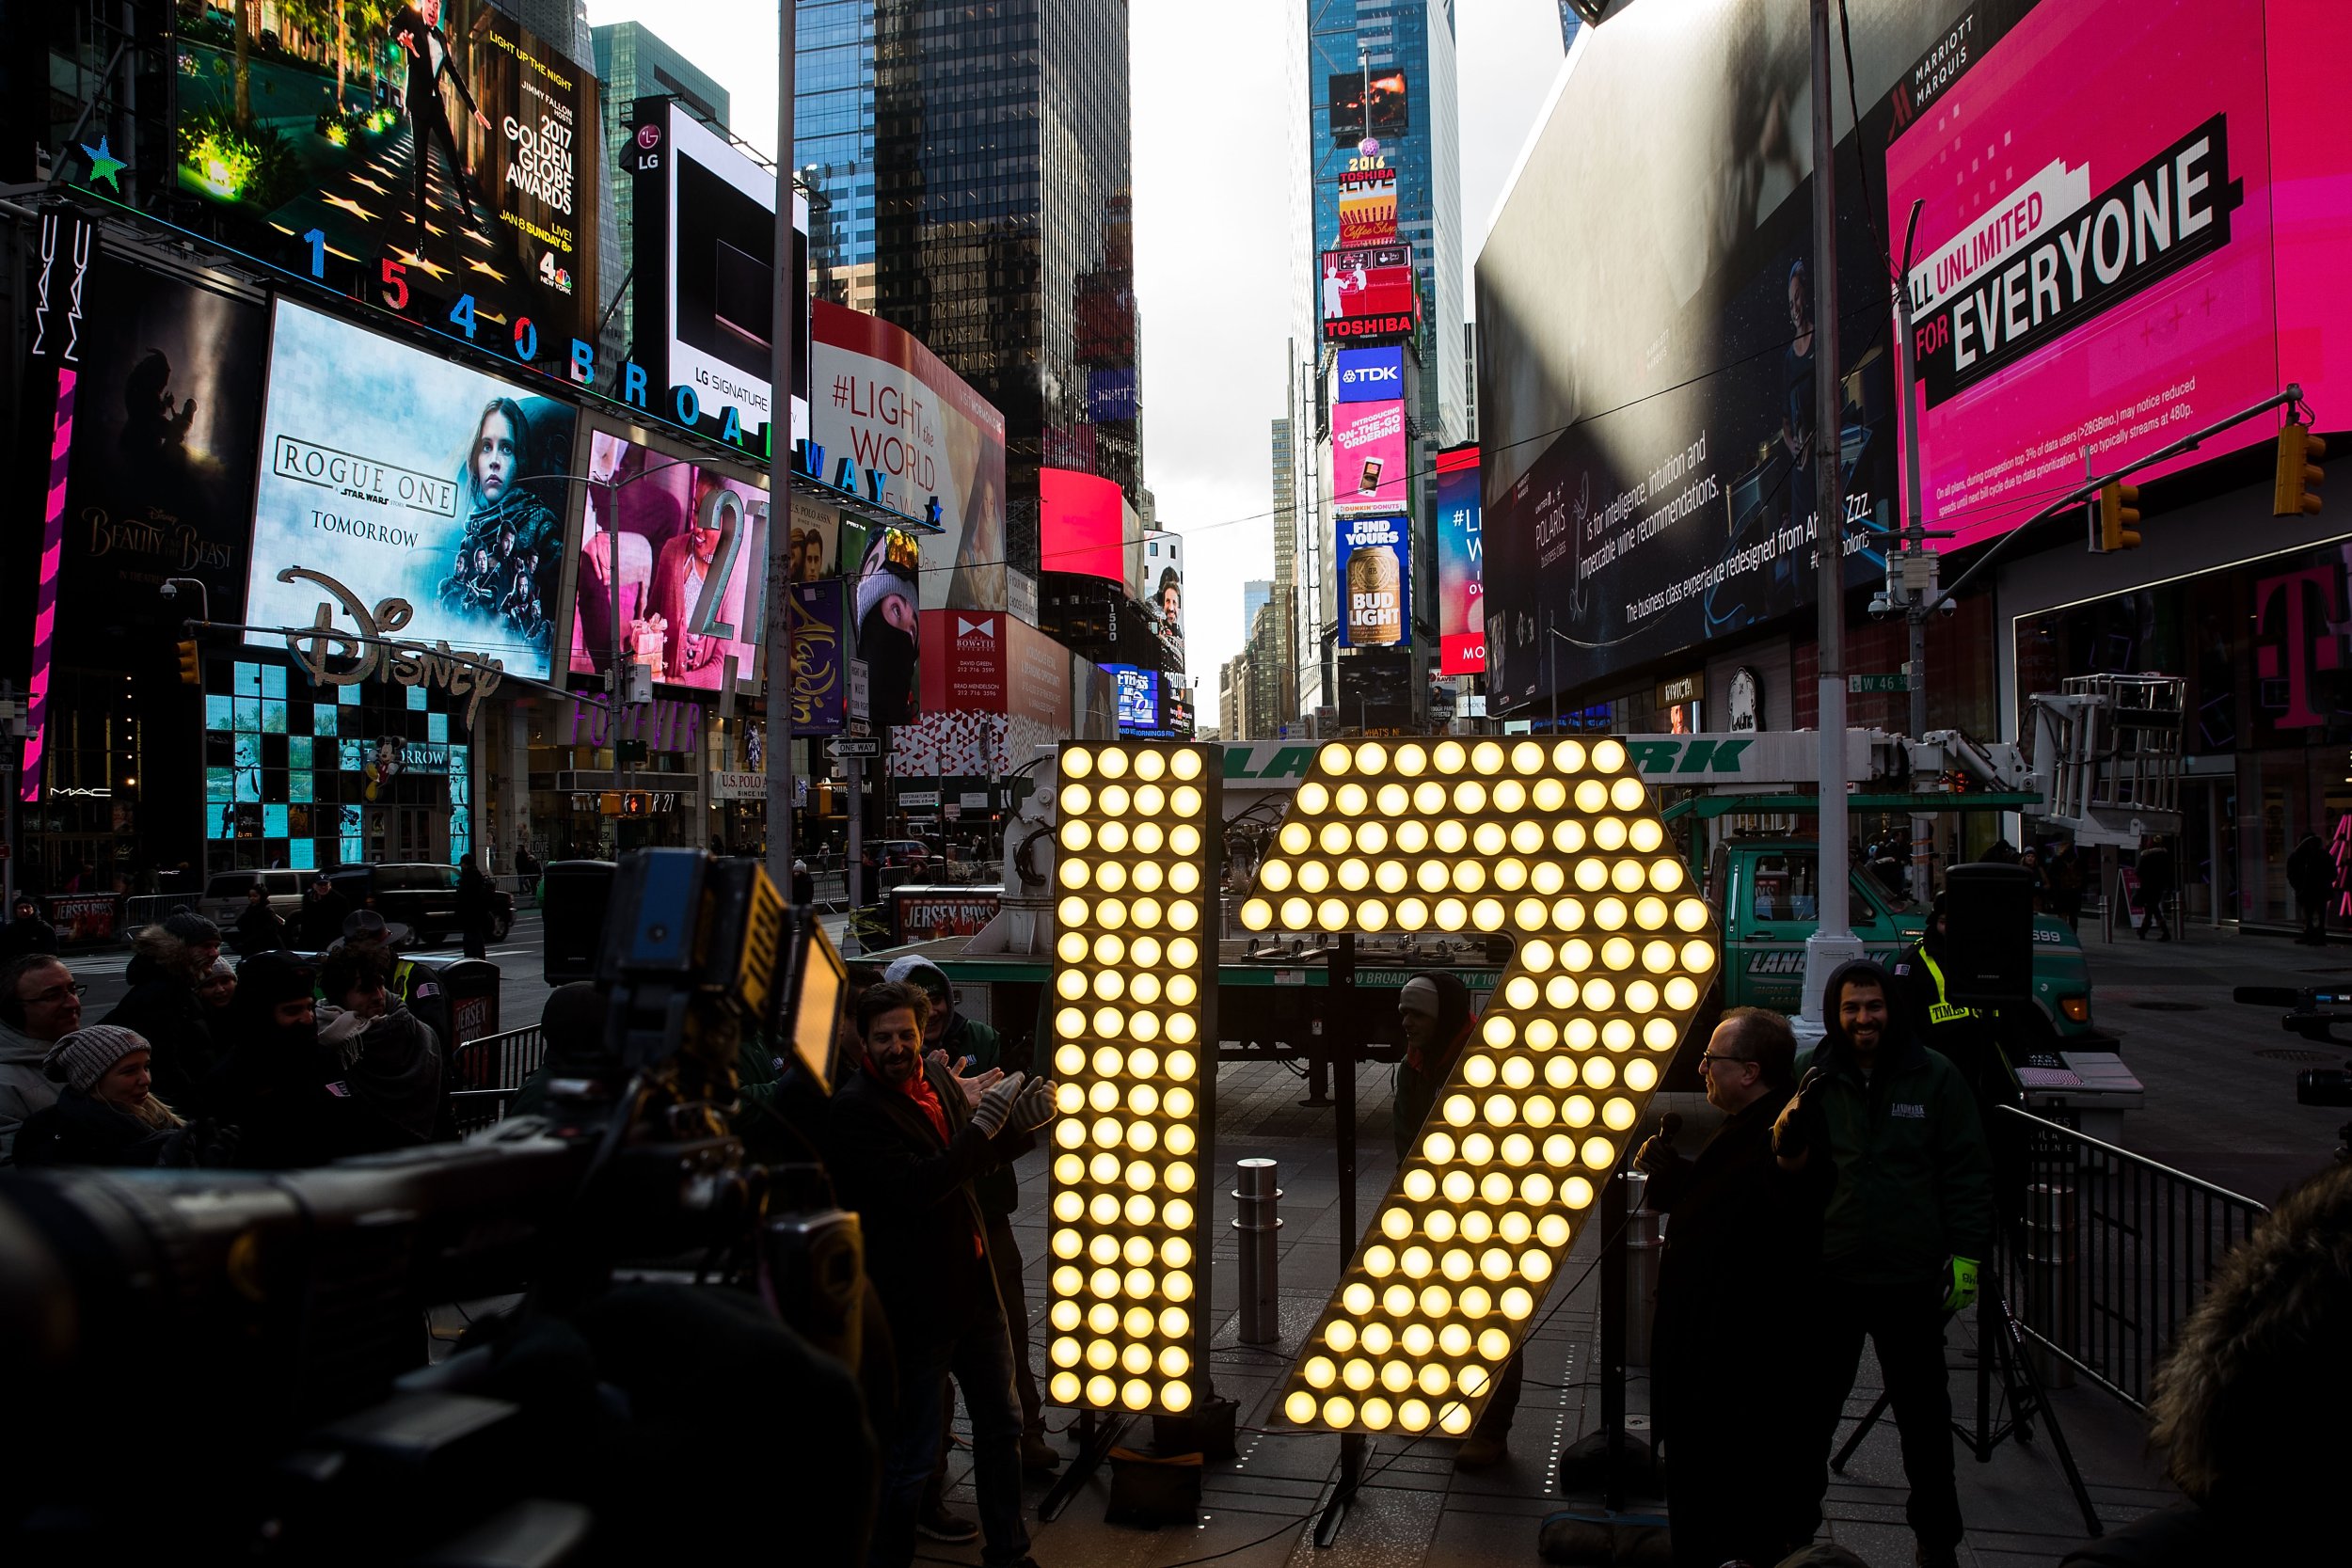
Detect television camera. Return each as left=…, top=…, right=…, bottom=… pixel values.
left=0, top=849, right=870, bottom=1565
left=2233, top=984, right=2352, bottom=1161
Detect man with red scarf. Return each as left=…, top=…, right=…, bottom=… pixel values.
left=826, top=981, right=1056, bottom=1567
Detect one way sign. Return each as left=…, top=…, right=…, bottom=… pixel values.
left=830, top=737, right=881, bottom=758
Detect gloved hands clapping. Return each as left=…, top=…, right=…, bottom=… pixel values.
left=970, top=1071, right=1026, bottom=1138
left=1010, top=1075, right=1057, bottom=1132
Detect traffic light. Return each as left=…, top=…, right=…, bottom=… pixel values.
left=176, top=640, right=201, bottom=686
left=2096, top=481, right=2142, bottom=552
left=2274, top=421, right=2326, bottom=516
left=623, top=792, right=649, bottom=818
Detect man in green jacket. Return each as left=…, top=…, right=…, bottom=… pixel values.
left=1777, top=958, right=1994, bottom=1568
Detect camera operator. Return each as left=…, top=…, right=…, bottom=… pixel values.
left=1775, top=959, right=1994, bottom=1568
left=1635, top=1007, right=1823, bottom=1568
left=884, top=955, right=1057, bottom=1478
left=2060, top=1163, right=2351, bottom=1565
left=825, top=980, right=1056, bottom=1568
left=1895, top=893, right=2030, bottom=1231
left=1, top=954, right=84, bottom=1162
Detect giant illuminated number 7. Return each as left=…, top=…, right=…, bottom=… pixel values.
left=1041, top=736, right=1719, bottom=1437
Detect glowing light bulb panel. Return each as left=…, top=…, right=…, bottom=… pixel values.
left=1043, top=741, right=1218, bottom=1417
left=1235, top=737, right=1718, bottom=1436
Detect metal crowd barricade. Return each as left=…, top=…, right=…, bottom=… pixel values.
left=1996, top=1104, right=2265, bottom=1410
left=445, top=1025, right=547, bottom=1136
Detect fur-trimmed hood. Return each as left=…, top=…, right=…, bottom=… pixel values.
left=127, top=924, right=215, bottom=987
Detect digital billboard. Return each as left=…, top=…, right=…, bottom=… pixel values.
left=628, top=99, right=811, bottom=452
left=563, top=427, right=768, bottom=694
left=1320, top=245, right=1418, bottom=342
left=1336, top=345, right=1406, bottom=404
left=849, top=523, right=922, bottom=726
left=55, top=256, right=264, bottom=665
left=787, top=578, right=846, bottom=736
left=1145, top=531, right=1184, bottom=661
left=1328, top=70, right=1409, bottom=144
left=1041, top=466, right=1129, bottom=585
left=1435, top=445, right=1484, bottom=674
left=1107, top=664, right=1163, bottom=732
left=1337, top=514, right=1409, bottom=649
left=1474, top=1, right=1915, bottom=706
left=1886, top=0, right=2352, bottom=547
left=1338, top=166, right=1399, bottom=246
left=1332, top=400, right=1409, bottom=516
left=246, top=301, right=577, bottom=682
left=168, top=1, right=601, bottom=345
left=811, top=301, right=1008, bottom=611
left=892, top=612, right=1099, bottom=775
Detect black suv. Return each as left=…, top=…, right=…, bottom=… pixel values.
left=324, top=863, right=514, bottom=946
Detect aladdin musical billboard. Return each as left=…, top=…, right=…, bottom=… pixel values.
left=245, top=300, right=577, bottom=683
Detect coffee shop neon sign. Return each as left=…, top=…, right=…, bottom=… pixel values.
left=278, top=566, right=504, bottom=726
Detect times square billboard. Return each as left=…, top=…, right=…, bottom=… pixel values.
left=1475, top=0, right=2352, bottom=709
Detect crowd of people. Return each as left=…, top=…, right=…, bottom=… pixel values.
left=0, top=905, right=459, bottom=1173
left=8, top=852, right=2350, bottom=1568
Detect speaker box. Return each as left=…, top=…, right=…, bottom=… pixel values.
left=541, top=860, right=616, bottom=984
left=1941, top=863, right=2036, bottom=1006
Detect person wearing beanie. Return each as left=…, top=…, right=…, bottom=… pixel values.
left=313, top=945, right=447, bottom=1153
left=197, top=957, right=237, bottom=1020
left=509, top=981, right=615, bottom=1121
left=791, top=859, right=816, bottom=907
left=103, top=914, right=225, bottom=1112
left=13, top=1024, right=222, bottom=1167
left=299, top=873, right=352, bottom=950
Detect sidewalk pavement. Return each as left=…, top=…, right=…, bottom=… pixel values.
left=927, top=1055, right=2181, bottom=1568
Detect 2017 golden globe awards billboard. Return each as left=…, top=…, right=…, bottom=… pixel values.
left=245, top=300, right=578, bottom=682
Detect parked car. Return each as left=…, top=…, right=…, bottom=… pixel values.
left=323, top=863, right=514, bottom=947
left=198, top=869, right=309, bottom=932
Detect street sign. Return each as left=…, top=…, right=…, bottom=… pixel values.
left=831, top=737, right=881, bottom=758
left=848, top=658, right=871, bottom=722
left=1848, top=673, right=1911, bottom=693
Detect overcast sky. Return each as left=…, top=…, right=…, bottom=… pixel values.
left=586, top=0, right=1569, bottom=731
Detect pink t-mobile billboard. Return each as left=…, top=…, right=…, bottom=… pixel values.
left=1888, top=0, right=2352, bottom=549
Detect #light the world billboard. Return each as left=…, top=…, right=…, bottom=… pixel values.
left=246, top=301, right=577, bottom=683
left=1435, top=445, right=1484, bottom=674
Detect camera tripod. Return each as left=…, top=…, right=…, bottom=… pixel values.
left=1829, top=1267, right=2101, bottom=1535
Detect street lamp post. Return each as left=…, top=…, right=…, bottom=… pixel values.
left=764, top=0, right=800, bottom=895
left=1800, top=0, right=1866, bottom=1024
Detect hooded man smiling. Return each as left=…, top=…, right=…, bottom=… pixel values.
left=1776, top=959, right=1994, bottom=1568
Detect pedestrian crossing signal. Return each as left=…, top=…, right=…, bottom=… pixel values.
left=176, top=640, right=201, bottom=686
left=2274, top=421, right=2326, bottom=516
left=2096, top=482, right=2141, bottom=552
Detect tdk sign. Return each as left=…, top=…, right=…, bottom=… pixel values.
left=1336, top=345, right=1406, bottom=403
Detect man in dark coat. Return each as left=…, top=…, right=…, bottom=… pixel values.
left=2287, top=832, right=2334, bottom=945
left=299, top=874, right=352, bottom=950
left=825, top=981, right=1054, bottom=1568
left=1777, top=959, right=1995, bottom=1568
left=1636, top=1007, right=1823, bottom=1568
left=0, top=894, right=58, bottom=965
left=2135, top=839, right=2175, bottom=941
left=103, top=913, right=223, bottom=1113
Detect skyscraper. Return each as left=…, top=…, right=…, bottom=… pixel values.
left=1307, top=0, right=1465, bottom=447
left=798, top=0, right=1143, bottom=586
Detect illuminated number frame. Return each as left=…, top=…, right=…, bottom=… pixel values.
left=1038, top=735, right=1718, bottom=1434
left=1042, top=742, right=1219, bottom=1417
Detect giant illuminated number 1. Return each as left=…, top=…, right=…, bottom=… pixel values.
left=1041, top=736, right=1719, bottom=1437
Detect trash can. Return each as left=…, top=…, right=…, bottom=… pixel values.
left=436, top=958, right=502, bottom=1054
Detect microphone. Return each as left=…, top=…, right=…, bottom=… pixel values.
left=1659, top=1111, right=1683, bottom=1148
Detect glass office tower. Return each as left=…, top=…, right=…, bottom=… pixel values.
left=798, top=0, right=1142, bottom=576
